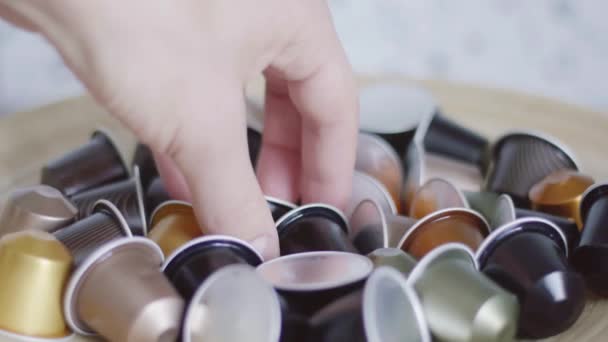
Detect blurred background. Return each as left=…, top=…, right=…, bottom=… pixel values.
left=0, top=0, right=606, bottom=116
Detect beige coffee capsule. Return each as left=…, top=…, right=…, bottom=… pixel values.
left=64, top=237, right=183, bottom=342
left=409, top=178, right=469, bottom=219
left=346, top=171, right=397, bottom=218
left=0, top=185, right=77, bottom=237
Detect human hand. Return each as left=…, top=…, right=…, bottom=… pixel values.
left=0, top=0, right=358, bottom=260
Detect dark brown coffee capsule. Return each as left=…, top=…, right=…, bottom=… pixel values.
left=409, top=178, right=469, bottom=219
left=248, top=126, right=263, bottom=167
left=0, top=185, right=77, bottom=237
left=573, top=183, right=608, bottom=296
left=131, top=143, right=158, bottom=189
left=367, top=248, right=417, bottom=276
left=398, top=208, right=489, bottom=259
left=515, top=208, right=579, bottom=255
left=476, top=217, right=585, bottom=338
left=53, top=199, right=132, bottom=266
left=408, top=243, right=519, bottom=342
left=308, top=267, right=430, bottom=342
left=346, top=171, right=397, bottom=218
left=257, top=251, right=373, bottom=316
left=162, top=235, right=263, bottom=302
left=64, top=237, right=183, bottom=341
left=485, top=131, right=579, bottom=207
left=70, top=166, right=147, bottom=236
left=41, top=129, right=130, bottom=197
left=266, top=196, right=297, bottom=222
left=356, top=133, right=404, bottom=212
left=277, top=204, right=357, bottom=256
left=465, top=192, right=516, bottom=231
left=145, top=176, right=172, bottom=216
left=182, top=264, right=282, bottom=342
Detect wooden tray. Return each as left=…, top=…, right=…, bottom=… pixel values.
left=0, top=76, right=606, bottom=342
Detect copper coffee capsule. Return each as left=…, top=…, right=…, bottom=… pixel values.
left=308, top=267, right=430, bottom=342
left=64, top=237, right=183, bottom=341
left=356, top=133, right=404, bottom=212
left=148, top=200, right=201, bottom=257
left=145, top=176, right=172, bottom=216
left=346, top=171, right=397, bottom=218
left=0, top=231, right=73, bottom=340
left=131, top=143, right=158, bottom=189
left=367, top=248, right=417, bottom=276
left=277, top=204, right=357, bottom=256
left=476, top=218, right=585, bottom=338
left=515, top=208, right=580, bottom=255
left=53, top=199, right=132, bottom=266
left=464, top=192, right=516, bottom=231
left=257, top=251, right=373, bottom=316
left=182, top=264, right=282, bottom=342
left=409, top=178, right=469, bottom=219
left=529, top=169, right=594, bottom=229
left=485, top=131, right=579, bottom=207
left=70, top=166, right=147, bottom=236
left=0, top=185, right=77, bottom=237
left=41, top=129, right=130, bottom=197
left=163, top=235, right=263, bottom=302
left=398, top=208, right=489, bottom=259
left=408, top=243, right=519, bottom=342
left=266, top=196, right=297, bottom=222
left=573, top=183, right=608, bottom=296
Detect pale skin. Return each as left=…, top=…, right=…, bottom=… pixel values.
left=0, top=0, right=358, bottom=260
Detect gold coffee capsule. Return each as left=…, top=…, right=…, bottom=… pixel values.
left=407, top=243, right=519, bottom=342
left=398, top=208, right=489, bottom=259
left=64, top=237, right=183, bottom=341
left=149, top=200, right=202, bottom=256
left=0, top=185, right=77, bottom=237
left=0, top=231, right=72, bottom=339
left=465, top=192, right=516, bottom=231
left=409, top=178, right=468, bottom=219
left=529, top=169, right=594, bottom=229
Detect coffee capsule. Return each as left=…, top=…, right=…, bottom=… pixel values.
left=266, top=196, right=297, bottom=222
left=64, top=237, right=183, bottom=341
left=476, top=218, right=585, bottom=338
left=398, top=208, right=489, bottom=259
left=358, top=82, right=436, bottom=158
left=70, top=166, right=147, bottom=236
left=349, top=200, right=388, bottom=255
left=409, top=178, right=469, bottom=219
left=367, top=248, right=417, bottom=276
left=145, top=176, right=172, bottom=216
left=131, top=143, right=158, bottom=189
left=148, top=200, right=202, bottom=257
left=515, top=208, right=579, bottom=255
left=248, top=127, right=263, bottom=167
left=529, top=169, right=594, bottom=229
left=41, top=129, right=130, bottom=197
left=408, top=243, right=519, bottom=342
left=53, top=199, right=132, bottom=266
left=0, top=185, right=77, bottom=237
left=421, top=112, right=489, bottom=172
left=308, top=267, right=430, bottom=342
left=257, top=251, right=373, bottom=316
left=485, top=131, right=579, bottom=207
left=183, top=264, right=281, bottom=342
left=163, top=235, right=263, bottom=302
left=346, top=171, right=397, bottom=218
left=0, top=231, right=73, bottom=339
left=355, top=133, right=404, bottom=212
left=277, top=204, right=356, bottom=255
left=465, top=192, right=516, bottom=230
left=573, top=183, right=608, bottom=296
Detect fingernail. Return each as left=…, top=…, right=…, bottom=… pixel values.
left=250, top=234, right=278, bottom=261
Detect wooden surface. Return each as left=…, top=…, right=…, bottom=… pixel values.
left=0, top=77, right=607, bottom=342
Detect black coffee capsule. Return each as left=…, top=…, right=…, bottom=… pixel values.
left=162, top=235, right=263, bottom=302
left=131, top=143, right=158, bottom=189
left=476, top=217, right=585, bottom=338
left=70, top=166, right=147, bottom=236
left=266, top=196, right=297, bottom=222
left=277, top=204, right=357, bottom=256
left=516, top=208, right=579, bottom=255
left=573, top=183, right=608, bottom=296
left=248, top=127, right=263, bottom=167
left=145, top=177, right=172, bottom=217
left=257, top=251, right=373, bottom=317
left=307, top=267, right=430, bottom=342
left=485, top=131, right=579, bottom=207
left=422, top=112, right=489, bottom=172
left=53, top=199, right=132, bottom=266
left=41, top=129, right=130, bottom=197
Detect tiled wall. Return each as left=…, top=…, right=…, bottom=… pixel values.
left=0, top=0, right=606, bottom=115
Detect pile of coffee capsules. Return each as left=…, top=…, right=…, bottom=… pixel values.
left=0, top=86, right=606, bottom=342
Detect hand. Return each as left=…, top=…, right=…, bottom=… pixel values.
left=0, top=0, right=358, bottom=260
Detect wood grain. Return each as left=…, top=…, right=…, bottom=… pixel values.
left=0, top=77, right=606, bottom=341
